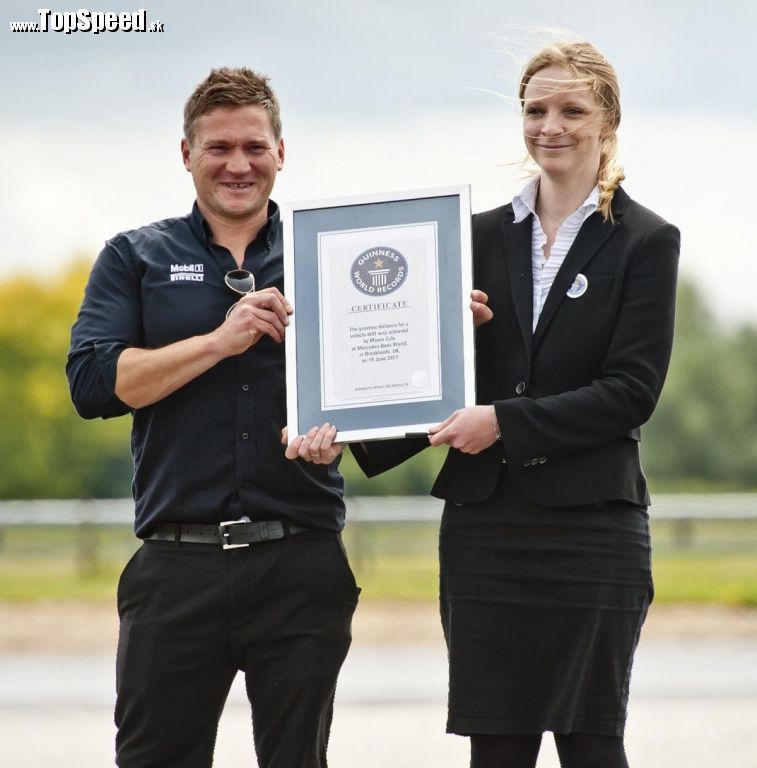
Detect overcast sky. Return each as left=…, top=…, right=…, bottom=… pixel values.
left=3, top=0, right=756, bottom=324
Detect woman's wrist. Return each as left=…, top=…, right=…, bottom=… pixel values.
left=491, top=405, right=501, bottom=441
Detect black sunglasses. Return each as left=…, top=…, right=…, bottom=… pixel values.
left=224, top=269, right=256, bottom=318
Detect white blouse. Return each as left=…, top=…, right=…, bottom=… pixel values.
left=512, top=176, right=600, bottom=331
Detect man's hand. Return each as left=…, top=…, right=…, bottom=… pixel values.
left=471, top=289, right=493, bottom=328
left=428, top=405, right=499, bottom=454
left=282, top=424, right=345, bottom=464
left=215, top=287, right=293, bottom=355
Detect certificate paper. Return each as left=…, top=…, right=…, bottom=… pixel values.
left=283, top=186, right=474, bottom=443
left=318, top=222, right=441, bottom=410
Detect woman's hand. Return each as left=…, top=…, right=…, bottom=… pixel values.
left=428, top=405, right=500, bottom=454
left=471, top=289, right=493, bottom=328
left=282, top=424, right=344, bottom=464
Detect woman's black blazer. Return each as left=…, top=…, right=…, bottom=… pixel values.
left=352, top=186, right=680, bottom=509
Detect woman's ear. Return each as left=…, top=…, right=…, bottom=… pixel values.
left=599, top=114, right=618, bottom=140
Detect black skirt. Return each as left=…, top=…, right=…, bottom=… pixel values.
left=439, top=465, right=653, bottom=737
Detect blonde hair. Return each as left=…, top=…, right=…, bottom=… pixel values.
left=519, top=42, right=624, bottom=221
left=183, top=67, right=282, bottom=145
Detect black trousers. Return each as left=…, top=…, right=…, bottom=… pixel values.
left=115, top=530, right=360, bottom=768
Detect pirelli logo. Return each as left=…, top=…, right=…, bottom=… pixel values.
left=170, top=264, right=204, bottom=282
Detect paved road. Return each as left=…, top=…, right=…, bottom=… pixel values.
left=2, top=640, right=757, bottom=767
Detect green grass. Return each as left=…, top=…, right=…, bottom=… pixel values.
left=652, top=553, right=757, bottom=605
left=1, top=521, right=756, bottom=605
left=0, top=525, right=136, bottom=602
left=353, top=555, right=439, bottom=601
left=0, top=559, right=121, bottom=601
left=350, top=553, right=757, bottom=605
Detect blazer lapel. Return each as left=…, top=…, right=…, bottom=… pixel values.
left=532, top=206, right=621, bottom=349
left=500, top=212, right=534, bottom=360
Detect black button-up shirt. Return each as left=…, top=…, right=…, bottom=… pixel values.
left=67, top=201, right=345, bottom=537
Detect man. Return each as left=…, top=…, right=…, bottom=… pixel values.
left=67, top=67, right=359, bottom=768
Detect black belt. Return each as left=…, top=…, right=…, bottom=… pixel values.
left=145, top=519, right=310, bottom=550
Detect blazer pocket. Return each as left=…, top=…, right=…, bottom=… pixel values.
left=584, top=275, right=615, bottom=296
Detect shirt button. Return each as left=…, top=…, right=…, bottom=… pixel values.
left=241, top=432, right=249, bottom=440
left=242, top=384, right=250, bottom=392
left=241, top=481, right=250, bottom=488
left=515, top=380, right=526, bottom=395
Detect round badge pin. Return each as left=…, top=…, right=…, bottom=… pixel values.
left=566, top=273, right=588, bottom=299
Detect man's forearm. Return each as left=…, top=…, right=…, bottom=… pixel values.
left=114, top=288, right=292, bottom=409
left=115, top=332, right=226, bottom=409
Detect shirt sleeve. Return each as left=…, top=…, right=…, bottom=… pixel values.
left=66, top=238, right=143, bottom=419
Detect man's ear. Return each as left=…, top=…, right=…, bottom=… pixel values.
left=277, top=138, right=285, bottom=171
left=181, top=138, right=191, bottom=171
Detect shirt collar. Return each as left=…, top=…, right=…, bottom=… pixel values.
left=512, top=176, right=600, bottom=224
left=189, top=200, right=280, bottom=250
left=512, top=175, right=540, bottom=223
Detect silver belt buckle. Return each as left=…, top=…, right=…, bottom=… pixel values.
left=219, top=518, right=250, bottom=550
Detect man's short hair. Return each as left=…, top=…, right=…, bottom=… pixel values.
left=183, top=67, right=282, bottom=145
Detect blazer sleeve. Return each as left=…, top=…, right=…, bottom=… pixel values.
left=349, top=436, right=430, bottom=477
left=495, top=221, right=680, bottom=464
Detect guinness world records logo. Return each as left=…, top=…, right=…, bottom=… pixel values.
left=350, top=247, right=408, bottom=296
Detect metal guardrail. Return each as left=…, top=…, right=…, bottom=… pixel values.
left=0, top=494, right=756, bottom=525
left=0, top=496, right=755, bottom=575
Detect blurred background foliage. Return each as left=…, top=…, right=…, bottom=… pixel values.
left=1, top=260, right=756, bottom=500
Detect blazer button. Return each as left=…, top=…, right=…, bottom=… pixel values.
left=522, top=459, right=530, bottom=468
left=539, top=456, right=547, bottom=464
left=531, top=457, right=539, bottom=466
left=515, top=380, right=526, bottom=395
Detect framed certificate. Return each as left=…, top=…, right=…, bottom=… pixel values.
left=282, top=185, right=474, bottom=443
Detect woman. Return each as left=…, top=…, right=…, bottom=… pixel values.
left=289, top=41, right=679, bottom=768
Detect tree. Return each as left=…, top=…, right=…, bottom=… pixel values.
left=0, top=263, right=754, bottom=499
left=642, top=279, right=757, bottom=489
left=0, top=260, right=133, bottom=498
